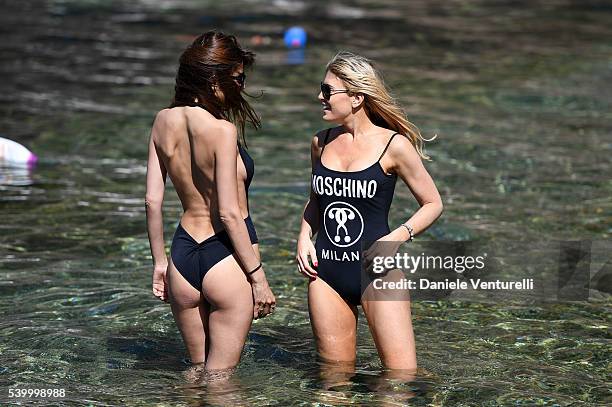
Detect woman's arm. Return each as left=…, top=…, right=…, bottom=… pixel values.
left=384, top=135, right=444, bottom=242
left=203, top=121, right=263, bottom=275
left=145, top=129, right=168, bottom=301
left=300, top=190, right=320, bottom=238
left=300, top=133, right=323, bottom=237
left=198, top=121, right=274, bottom=318
left=296, top=133, right=324, bottom=278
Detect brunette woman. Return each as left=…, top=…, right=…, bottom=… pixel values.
left=146, top=31, right=275, bottom=373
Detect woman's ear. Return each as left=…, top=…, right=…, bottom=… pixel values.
left=351, top=93, right=365, bottom=109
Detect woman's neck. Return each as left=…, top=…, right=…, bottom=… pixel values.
left=340, top=109, right=376, bottom=138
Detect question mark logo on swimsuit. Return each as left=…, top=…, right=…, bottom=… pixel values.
left=323, top=201, right=364, bottom=249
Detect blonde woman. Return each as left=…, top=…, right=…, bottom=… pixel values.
left=296, top=52, right=443, bottom=371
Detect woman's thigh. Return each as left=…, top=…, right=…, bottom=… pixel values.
left=200, top=245, right=257, bottom=370
left=308, top=277, right=358, bottom=362
left=361, top=274, right=417, bottom=370
left=167, top=257, right=208, bottom=363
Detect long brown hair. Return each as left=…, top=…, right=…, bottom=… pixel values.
left=170, top=31, right=261, bottom=146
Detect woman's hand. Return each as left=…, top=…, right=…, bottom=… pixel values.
left=376, top=227, right=407, bottom=255
left=249, top=268, right=276, bottom=319
left=296, top=233, right=318, bottom=279
left=152, top=264, right=168, bottom=302
left=363, top=228, right=406, bottom=276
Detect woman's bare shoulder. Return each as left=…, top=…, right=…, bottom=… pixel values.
left=150, top=107, right=187, bottom=141
left=312, top=126, right=342, bottom=149
left=153, top=107, right=184, bottom=126
left=184, top=107, right=236, bottom=140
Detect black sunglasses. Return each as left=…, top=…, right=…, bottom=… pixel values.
left=320, top=82, right=349, bottom=101
left=231, top=73, right=246, bottom=88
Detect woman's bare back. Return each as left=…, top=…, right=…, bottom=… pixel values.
left=150, top=106, right=250, bottom=242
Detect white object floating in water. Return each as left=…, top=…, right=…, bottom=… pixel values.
left=0, top=137, right=38, bottom=167
left=0, top=166, right=34, bottom=186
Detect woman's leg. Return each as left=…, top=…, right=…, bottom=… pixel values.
left=200, top=244, right=258, bottom=371
left=167, top=257, right=208, bottom=364
left=361, top=270, right=417, bottom=370
left=308, top=278, right=358, bottom=362
left=309, top=279, right=358, bottom=389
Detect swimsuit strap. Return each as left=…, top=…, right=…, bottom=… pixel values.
left=319, top=128, right=332, bottom=164
left=320, top=128, right=332, bottom=153
left=378, top=132, right=400, bottom=162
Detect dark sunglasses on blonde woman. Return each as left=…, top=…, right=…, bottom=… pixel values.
left=320, top=82, right=349, bottom=101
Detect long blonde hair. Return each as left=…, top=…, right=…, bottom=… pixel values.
left=326, top=51, right=435, bottom=160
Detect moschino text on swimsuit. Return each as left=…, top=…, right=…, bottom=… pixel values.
left=312, top=175, right=377, bottom=198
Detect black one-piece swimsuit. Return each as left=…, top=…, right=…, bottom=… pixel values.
left=312, top=129, right=399, bottom=305
left=171, top=144, right=258, bottom=292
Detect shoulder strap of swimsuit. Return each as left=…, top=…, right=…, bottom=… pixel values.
left=319, top=128, right=332, bottom=163
left=320, top=128, right=332, bottom=153
left=378, top=132, right=400, bottom=161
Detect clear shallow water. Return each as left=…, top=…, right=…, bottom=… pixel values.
left=1, top=0, right=610, bottom=405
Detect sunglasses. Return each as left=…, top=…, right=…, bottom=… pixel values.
left=320, top=82, right=349, bottom=101
left=231, top=73, right=246, bottom=88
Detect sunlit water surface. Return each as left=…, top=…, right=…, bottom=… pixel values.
left=1, top=0, right=610, bottom=405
